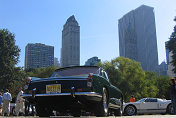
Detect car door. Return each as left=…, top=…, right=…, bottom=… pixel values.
left=139, top=98, right=159, bottom=113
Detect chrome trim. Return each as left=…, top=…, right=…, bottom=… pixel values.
left=109, top=103, right=120, bottom=109
left=22, top=92, right=102, bottom=98
left=31, top=78, right=88, bottom=83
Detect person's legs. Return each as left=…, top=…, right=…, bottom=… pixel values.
left=6, top=101, right=10, bottom=116
left=173, top=96, right=176, bottom=114
left=19, top=102, right=24, bottom=114
left=25, top=102, right=28, bottom=115
left=31, top=104, right=34, bottom=116
left=15, top=102, right=20, bottom=116
left=2, top=100, right=8, bottom=116
left=171, top=95, right=176, bottom=114
left=0, top=105, right=2, bottom=115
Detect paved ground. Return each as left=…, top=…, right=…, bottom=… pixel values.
left=0, top=115, right=176, bottom=118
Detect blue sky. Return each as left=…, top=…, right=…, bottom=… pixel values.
left=0, top=0, right=176, bottom=67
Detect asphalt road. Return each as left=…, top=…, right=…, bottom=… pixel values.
left=0, top=115, right=176, bottom=118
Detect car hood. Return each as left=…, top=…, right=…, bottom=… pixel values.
left=123, top=102, right=140, bottom=106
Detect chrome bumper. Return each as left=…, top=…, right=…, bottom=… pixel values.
left=22, top=92, right=102, bottom=98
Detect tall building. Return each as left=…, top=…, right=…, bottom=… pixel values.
left=85, top=56, right=101, bottom=66
left=25, top=43, right=54, bottom=69
left=118, top=5, right=158, bottom=72
left=54, top=57, right=60, bottom=68
left=165, top=41, right=170, bottom=65
left=159, top=61, right=168, bottom=76
left=165, top=41, right=175, bottom=77
left=167, top=52, right=176, bottom=77
left=61, top=15, right=80, bottom=67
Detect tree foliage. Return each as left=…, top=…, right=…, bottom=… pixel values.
left=0, top=29, right=21, bottom=90
left=26, top=66, right=58, bottom=78
left=8, top=67, right=27, bottom=97
left=100, top=57, right=170, bottom=102
left=166, top=17, right=176, bottom=74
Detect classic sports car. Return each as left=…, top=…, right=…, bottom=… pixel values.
left=123, top=98, right=173, bottom=116
left=22, top=66, right=123, bottom=117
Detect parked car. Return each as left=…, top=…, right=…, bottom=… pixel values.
left=123, top=98, right=173, bottom=116
left=22, top=66, right=123, bottom=117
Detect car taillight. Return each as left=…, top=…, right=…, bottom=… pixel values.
left=26, top=77, right=31, bottom=85
left=77, top=88, right=83, bottom=92
left=87, top=73, right=93, bottom=87
left=88, top=73, right=93, bottom=82
left=24, top=77, right=31, bottom=90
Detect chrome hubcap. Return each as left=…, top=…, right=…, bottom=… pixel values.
left=169, top=105, right=174, bottom=114
left=126, top=106, right=135, bottom=115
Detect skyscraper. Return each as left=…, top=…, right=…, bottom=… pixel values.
left=165, top=41, right=170, bottom=65
left=61, top=15, right=80, bottom=67
left=167, top=52, right=176, bottom=77
left=118, top=5, right=159, bottom=72
left=54, top=57, right=60, bottom=68
left=165, top=41, right=175, bottom=77
left=25, top=43, right=54, bottom=69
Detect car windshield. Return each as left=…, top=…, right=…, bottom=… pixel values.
left=136, top=98, right=146, bottom=103
left=158, top=98, right=166, bottom=101
left=50, top=66, right=99, bottom=77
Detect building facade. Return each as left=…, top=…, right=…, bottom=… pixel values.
left=25, top=43, right=54, bottom=69
left=167, top=52, right=176, bottom=77
left=54, top=57, right=60, bottom=68
left=118, top=5, right=159, bottom=72
left=61, top=15, right=80, bottom=67
left=85, top=56, right=101, bottom=66
left=165, top=41, right=175, bottom=77
left=165, top=41, right=170, bottom=65
left=159, top=61, right=168, bottom=76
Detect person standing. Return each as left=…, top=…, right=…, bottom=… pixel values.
left=15, top=87, right=25, bottom=116
left=0, top=92, right=3, bottom=115
left=130, top=95, right=135, bottom=102
left=2, top=89, right=12, bottom=116
left=170, top=78, right=176, bottom=114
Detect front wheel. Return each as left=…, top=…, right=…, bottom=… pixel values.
left=167, top=104, right=174, bottom=114
left=95, top=87, right=109, bottom=117
left=114, top=97, right=123, bottom=116
left=124, top=105, right=136, bottom=116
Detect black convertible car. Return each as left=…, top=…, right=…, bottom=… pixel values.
left=22, top=66, right=123, bottom=117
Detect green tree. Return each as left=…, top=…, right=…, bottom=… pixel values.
left=8, top=67, right=27, bottom=97
left=155, top=76, right=170, bottom=99
left=166, top=17, right=176, bottom=74
left=0, top=29, right=20, bottom=90
left=99, top=57, right=168, bottom=101
left=100, top=57, right=146, bottom=101
left=142, top=71, right=159, bottom=98
left=26, top=66, right=58, bottom=78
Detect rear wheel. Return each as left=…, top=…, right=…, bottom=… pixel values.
left=36, top=103, right=53, bottom=117
left=71, top=109, right=81, bottom=117
left=95, top=87, right=109, bottom=117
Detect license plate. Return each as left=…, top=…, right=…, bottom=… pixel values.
left=46, top=84, right=61, bottom=93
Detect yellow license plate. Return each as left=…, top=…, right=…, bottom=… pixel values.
left=46, top=84, right=61, bottom=93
